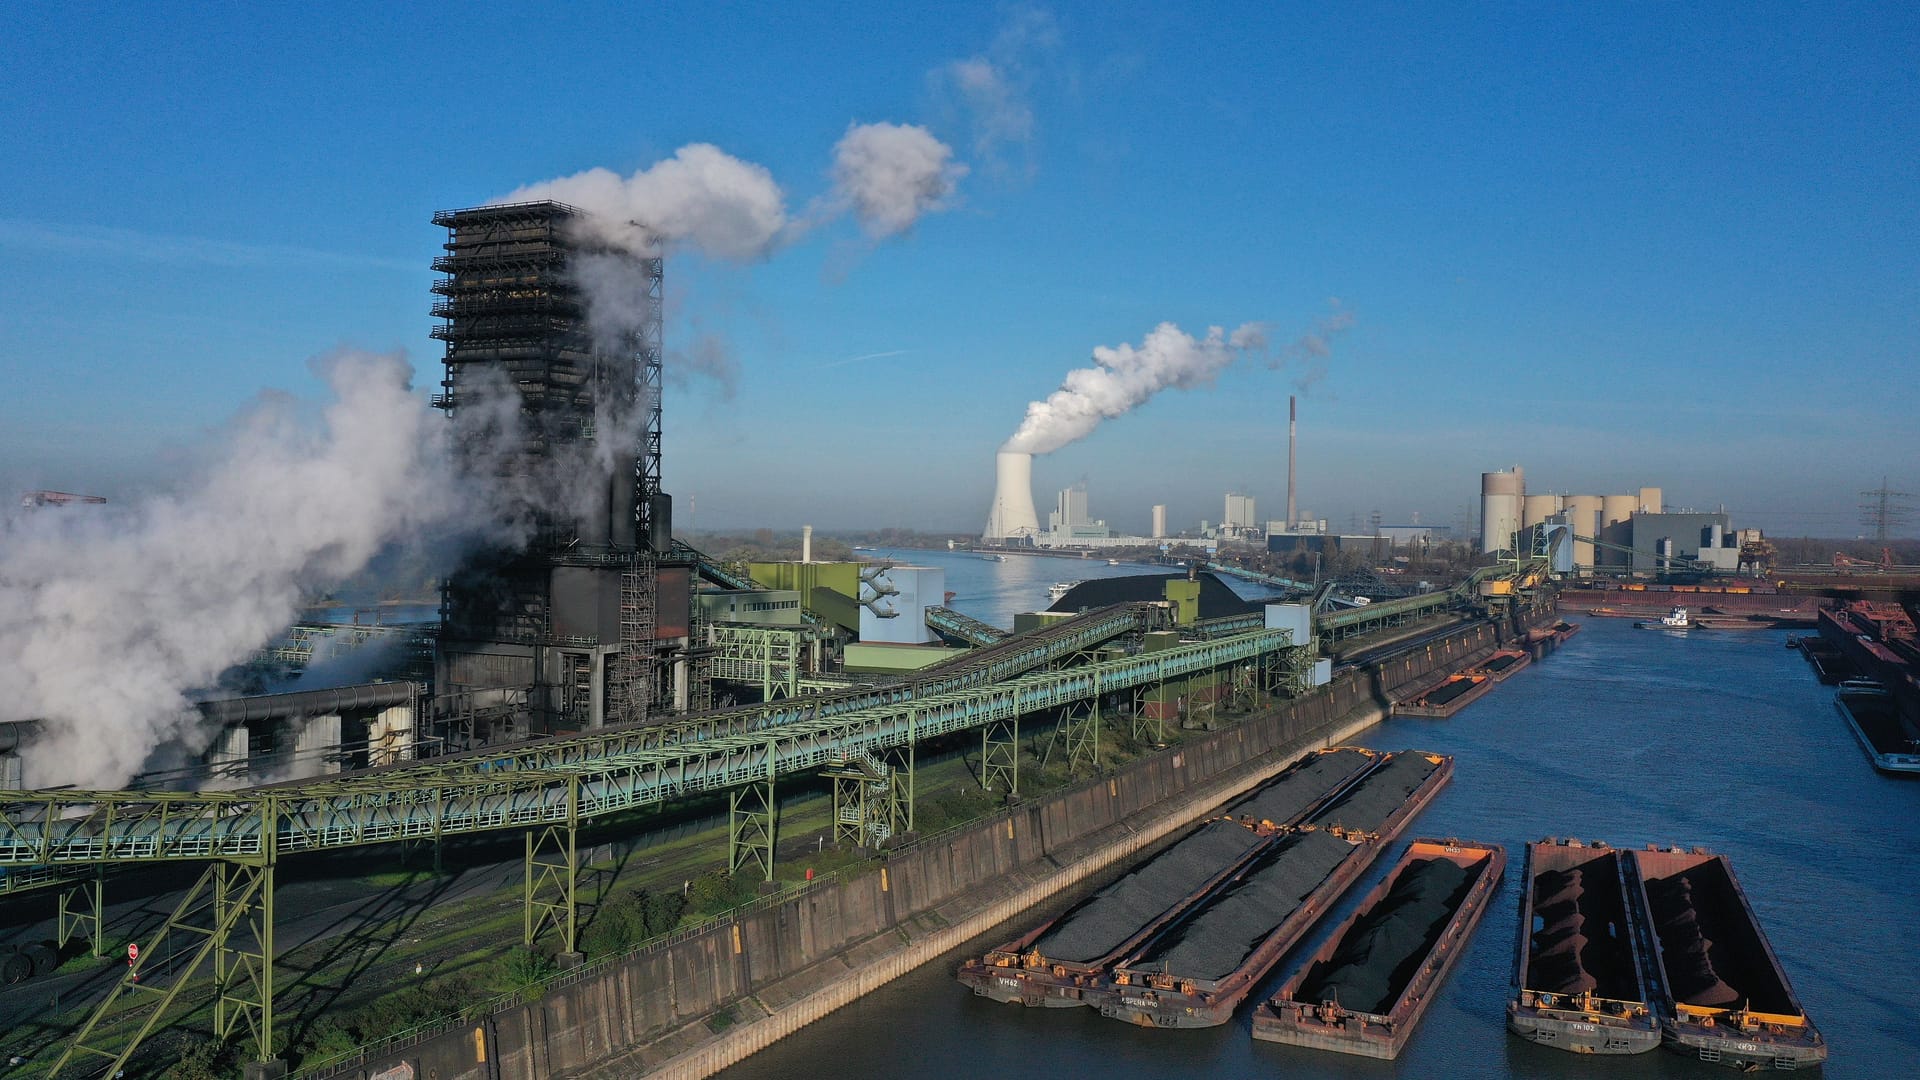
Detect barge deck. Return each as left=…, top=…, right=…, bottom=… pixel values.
left=1835, top=689, right=1920, bottom=774
left=1252, top=837, right=1504, bottom=1059
left=1393, top=673, right=1494, bottom=718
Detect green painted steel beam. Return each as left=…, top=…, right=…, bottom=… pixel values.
left=0, top=621, right=1293, bottom=871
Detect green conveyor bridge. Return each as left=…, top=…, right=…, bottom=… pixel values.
left=0, top=603, right=1312, bottom=1077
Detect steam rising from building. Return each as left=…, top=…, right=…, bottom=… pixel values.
left=0, top=351, right=519, bottom=789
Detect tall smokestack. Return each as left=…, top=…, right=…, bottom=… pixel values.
left=983, top=451, right=1042, bottom=541
left=802, top=524, right=813, bottom=563
left=1286, top=395, right=1297, bottom=531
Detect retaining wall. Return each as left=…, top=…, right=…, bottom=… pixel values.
left=326, top=615, right=1524, bottom=1080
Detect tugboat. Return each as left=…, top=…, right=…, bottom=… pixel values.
left=1635, top=606, right=1692, bottom=631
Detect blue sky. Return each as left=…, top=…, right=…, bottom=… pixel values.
left=2, top=2, right=1915, bottom=537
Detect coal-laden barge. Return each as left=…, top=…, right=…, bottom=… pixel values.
left=1251, top=837, right=1505, bottom=1059
left=956, top=749, right=1452, bottom=1028
left=955, top=746, right=1381, bottom=1007
left=1095, top=750, right=1451, bottom=1028
left=1507, top=838, right=1664, bottom=1054
left=1631, top=846, right=1826, bottom=1070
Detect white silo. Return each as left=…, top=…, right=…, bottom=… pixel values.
left=983, top=451, right=1042, bottom=541
left=1522, top=494, right=1562, bottom=530
left=1480, top=469, right=1524, bottom=553
left=1565, top=495, right=1603, bottom=569
left=1601, top=494, right=1637, bottom=567
left=1151, top=504, right=1167, bottom=539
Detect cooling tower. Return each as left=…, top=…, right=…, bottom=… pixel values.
left=983, top=451, right=1042, bottom=541
left=1480, top=469, right=1524, bottom=553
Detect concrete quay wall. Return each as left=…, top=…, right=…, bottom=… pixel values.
left=333, top=616, right=1523, bottom=1080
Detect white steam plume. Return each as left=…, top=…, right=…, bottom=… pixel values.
left=500, top=144, right=791, bottom=261
left=831, top=122, right=967, bottom=238
left=1002, top=322, right=1271, bottom=456
left=0, top=350, right=541, bottom=790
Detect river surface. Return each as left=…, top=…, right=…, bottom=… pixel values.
left=720, top=613, right=1920, bottom=1078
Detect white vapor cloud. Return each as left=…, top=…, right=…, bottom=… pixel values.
left=934, top=6, right=1059, bottom=171
left=1003, top=321, right=1270, bottom=456
left=831, top=122, right=967, bottom=238
left=501, top=144, right=791, bottom=261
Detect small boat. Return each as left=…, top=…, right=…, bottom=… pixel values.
left=985, top=554, right=1007, bottom=562
left=1635, top=606, right=1692, bottom=631
left=1048, top=581, right=1081, bottom=604
left=1107, top=558, right=1120, bottom=566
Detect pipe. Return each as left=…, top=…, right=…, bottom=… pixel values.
left=195, top=681, right=422, bottom=726
left=1286, top=395, right=1297, bottom=531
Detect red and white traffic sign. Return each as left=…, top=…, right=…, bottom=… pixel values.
left=127, top=943, right=139, bottom=963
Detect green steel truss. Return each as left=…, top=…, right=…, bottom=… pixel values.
left=523, top=778, right=579, bottom=952
left=923, top=605, right=1009, bottom=646
left=0, top=624, right=1297, bottom=872
left=1046, top=697, right=1101, bottom=778
left=707, top=623, right=817, bottom=700
left=53, top=859, right=275, bottom=1078
left=980, top=717, right=1019, bottom=796
left=56, top=870, right=104, bottom=958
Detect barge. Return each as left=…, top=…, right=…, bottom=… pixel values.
left=1393, top=673, right=1493, bottom=718
left=1252, top=837, right=1504, bottom=1059
left=1476, top=648, right=1532, bottom=682
left=956, top=747, right=1381, bottom=1006
left=1507, top=839, right=1663, bottom=1055
left=1835, top=688, right=1920, bottom=774
left=1630, top=847, right=1827, bottom=1070
left=1093, top=751, right=1453, bottom=1028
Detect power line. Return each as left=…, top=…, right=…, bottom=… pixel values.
left=1860, top=476, right=1914, bottom=541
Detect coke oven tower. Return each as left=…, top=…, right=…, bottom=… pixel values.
left=430, top=201, right=690, bottom=739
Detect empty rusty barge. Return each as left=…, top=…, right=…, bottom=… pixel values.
left=1631, top=847, right=1827, bottom=1070
left=1508, top=838, right=1663, bottom=1055
left=1252, top=837, right=1504, bottom=1059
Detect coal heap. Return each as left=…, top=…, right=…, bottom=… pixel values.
left=1046, top=572, right=1259, bottom=618
left=1132, top=829, right=1354, bottom=981
left=1297, top=856, right=1473, bottom=1014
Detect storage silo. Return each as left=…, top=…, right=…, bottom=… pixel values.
left=1638, top=486, right=1663, bottom=514
left=1565, top=495, right=1603, bottom=569
left=1601, top=494, right=1637, bottom=568
left=1480, top=469, right=1524, bottom=553
left=1522, top=493, right=1562, bottom=530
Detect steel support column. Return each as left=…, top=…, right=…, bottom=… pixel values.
left=54, top=857, right=276, bottom=1077
left=1050, top=697, right=1100, bottom=778
left=524, top=779, right=580, bottom=952
left=982, top=716, right=1019, bottom=795
left=729, top=744, right=777, bottom=880
left=56, top=869, right=104, bottom=958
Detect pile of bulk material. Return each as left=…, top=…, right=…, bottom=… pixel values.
left=1128, top=829, right=1355, bottom=982
left=1227, top=747, right=1374, bottom=827
left=1525, top=853, right=1639, bottom=1000
left=1645, top=871, right=1743, bottom=1008
left=1312, top=752, right=1442, bottom=833
left=1032, top=820, right=1264, bottom=964
left=1297, top=857, right=1472, bottom=1013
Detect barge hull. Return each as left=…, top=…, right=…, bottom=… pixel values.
left=1630, top=847, right=1826, bottom=1070
left=1506, top=839, right=1662, bottom=1055
left=1252, top=838, right=1505, bottom=1059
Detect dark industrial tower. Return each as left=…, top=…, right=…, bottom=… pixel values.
left=430, top=201, right=690, bottom=738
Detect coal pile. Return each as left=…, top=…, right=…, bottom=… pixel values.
left=1418, top=677, right=1480, bottom=706
left=1644, top=861, right=1795, bottom=1014
left=1312, top=752, right=1441, bottom=834
left=1297, top=856, right=1473, bottom=1014
left=1524, top=853, right=1638, bottom=1000
left=1132, top=829, right=1354, bottom=981
left=1227, top=748, right=1373, bottom=826
left=1033, top=819, right=1263, bottom=964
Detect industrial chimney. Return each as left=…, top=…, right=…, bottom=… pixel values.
left=983, top=451, right=1042, bottom=541
left=1286, top=395, right=1297, bottom=531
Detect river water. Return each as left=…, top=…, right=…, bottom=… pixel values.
left=719, top=607, right=1919, bottom=1078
